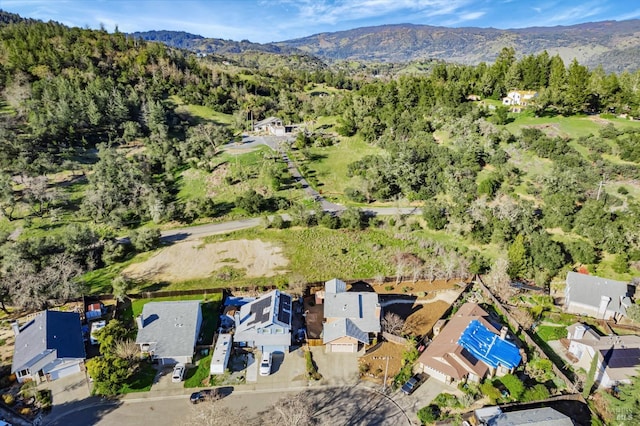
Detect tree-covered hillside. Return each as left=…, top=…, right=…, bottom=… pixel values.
left=0, top=15, right=638, bottom=314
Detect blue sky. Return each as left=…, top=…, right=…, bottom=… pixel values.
left=3, top=0, right=639, bottom=43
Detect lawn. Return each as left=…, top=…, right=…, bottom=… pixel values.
left=82, top=250, right=158, bottom=294
left=169, top=95, right=234, bottom=125
left=535, top=325, right=568, bottom=342
left=304, top=134, right=385, bottom=200
left=184, top=354, right=211, bottom=388
left=120, top=362, right=157, bottom=394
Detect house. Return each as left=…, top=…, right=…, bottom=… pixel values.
left=320, top=278, right=381, bottom=353
left=233, top=289, right=292, bottom=353
left=475, top=406, right=573, bottom=426
left=135, top=300, right=203, bottom=365
left=417, top=303, right=521, bottom=385
left=253, top=117, right=285, bottom=136
left=502, top=90, right=538, bottom=106
left=566, top=322, right=640, bottom=389
left=564, top=271, right=633, bottom=320
left=11, top=310, right=86, bottom=383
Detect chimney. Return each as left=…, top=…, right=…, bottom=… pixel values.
left=574, top=324, right=586, bottom=340
left=500, top=326, right=508, bottom=340
left=11, top=321, right=20, bottom=336
left=375, top=303, right=381, bottom=321
left=234, top=311, right=240, bottom=327
left=136, top=315, right=144, bottom=329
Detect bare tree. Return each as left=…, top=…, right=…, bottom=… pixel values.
left=287, top=273, right=307, bottom=298
left=484, top=257, right=516, bottom=301
left=381, top=312, right=405, bottom=336
left=259, top=393, right=316, bottom=426
left=114, top=339, right=139, bottom=361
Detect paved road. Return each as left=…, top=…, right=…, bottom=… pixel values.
left=156, top=134, right=421, bottom=243
left=46, top=385, right=410, bottom=426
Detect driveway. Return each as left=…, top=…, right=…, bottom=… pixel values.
left=393, top=376, right=454, bottom=423
left=309, top=346, right=360, bottom=386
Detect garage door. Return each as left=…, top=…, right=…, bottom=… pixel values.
left=48, top=362, right=81, bottom=381
left=331, top=343, right=356, bottom=353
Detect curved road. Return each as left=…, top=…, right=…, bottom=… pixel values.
left=162, top=135, right=420, bottom=242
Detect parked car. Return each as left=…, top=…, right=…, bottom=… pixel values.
left=259, top=352, right=272, bottom=376
left=172, top=363, right=186, bottom=383
left=189, top=386, right=233, bottom=404
left=401, top=373, right=426, bottom=395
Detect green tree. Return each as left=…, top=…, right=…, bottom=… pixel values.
left=565, top=59, right=590, bottom=114
left=130, top=228, right=161, bottom=252
left=498, top=374, right=525, bottom=400
left=612, top=253, right=629, bottom=274
left=507, top=234, right=528, bottom=279
left=86, top=320, right=137, bottom=396
left=522, top=384, right=550, bottom=402
left=583, top=351, right=599, bottom=398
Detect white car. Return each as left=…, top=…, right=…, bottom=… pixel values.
left=172, top=363, right=186, bottom=382
left=259, top=352, right=272, bottom=376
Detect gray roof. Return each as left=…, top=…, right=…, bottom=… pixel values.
left=12, top=311, right=85, bottom=374
left=235, top=290, right=292, bottom=334
left=254, top=117, right=282, bottom=127
left=324, top=292, right=380, bottom=333
left=325, top=278, right=346, bottom=294
left=566, top=271, right=630, bottom=315
left=489, top=407, right=573, bottom=426
left=135, top=301, right=201, bottom=359
left=323, top=318, right=369, bottom=344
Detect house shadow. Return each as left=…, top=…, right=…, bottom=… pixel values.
left=44, top=397, right=122, bottom=426
left=348, top=281, right=375, bottom=292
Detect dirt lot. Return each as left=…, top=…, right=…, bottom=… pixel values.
left=123, top=239, right=289, bottom=282
left=385, top=300, right=452, bottom=338
left=360, top=342, right=405, bottom=383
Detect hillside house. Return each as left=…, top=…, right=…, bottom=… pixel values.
left=135, top=300, right=203, bottom=365
left=566, top=322, right=640, bottom=389
left=254, top=117, right=285, bottom=136
left=502, top=90, right=538, bottom=112
left=417, top=303, right=521, bottom=385
left=564, top=271, right=633, bottom=320
left=233, top=289, right=293, bottom=353
left=319, top=278, right=381, bottom=353
left=11, top=310, right=86, bottom=383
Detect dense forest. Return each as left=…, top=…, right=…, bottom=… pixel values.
left=0, top=11, right=638, bottom=317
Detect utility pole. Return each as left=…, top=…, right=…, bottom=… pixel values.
left=382, top=356, right=391, bottom=393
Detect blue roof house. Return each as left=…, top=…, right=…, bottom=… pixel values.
left=458, top=320, right=522, bottom=374
left=11, top=310, right=86, bottom=383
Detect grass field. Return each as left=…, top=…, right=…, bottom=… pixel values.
left=304, top=134, right=384, bottom=200
left=120, top=362, right=157, bottom=394
left=184, top=354, right=212, bottom=388
left=170, top=95, right=234, bottom=125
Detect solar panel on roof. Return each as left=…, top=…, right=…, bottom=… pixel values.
left=602, top=348, right=640, bottom=369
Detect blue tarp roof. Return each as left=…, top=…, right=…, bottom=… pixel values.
left=458, top=320, right=521, bottom=369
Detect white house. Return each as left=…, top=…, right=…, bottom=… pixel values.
left=135, top=300, right=203, bottom=365
left=502, top=90, right=538, bottom=106
left=233, top=290, right=293, bottom=353
left=253, top=117, right=285, bottom=136
left=566, top=322, right=640, bottom=389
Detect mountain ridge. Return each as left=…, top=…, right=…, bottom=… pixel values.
left=112, top=19, right=640, bottom=73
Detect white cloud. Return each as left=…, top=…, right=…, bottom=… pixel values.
left=612, top=8, right=640, bottom=21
